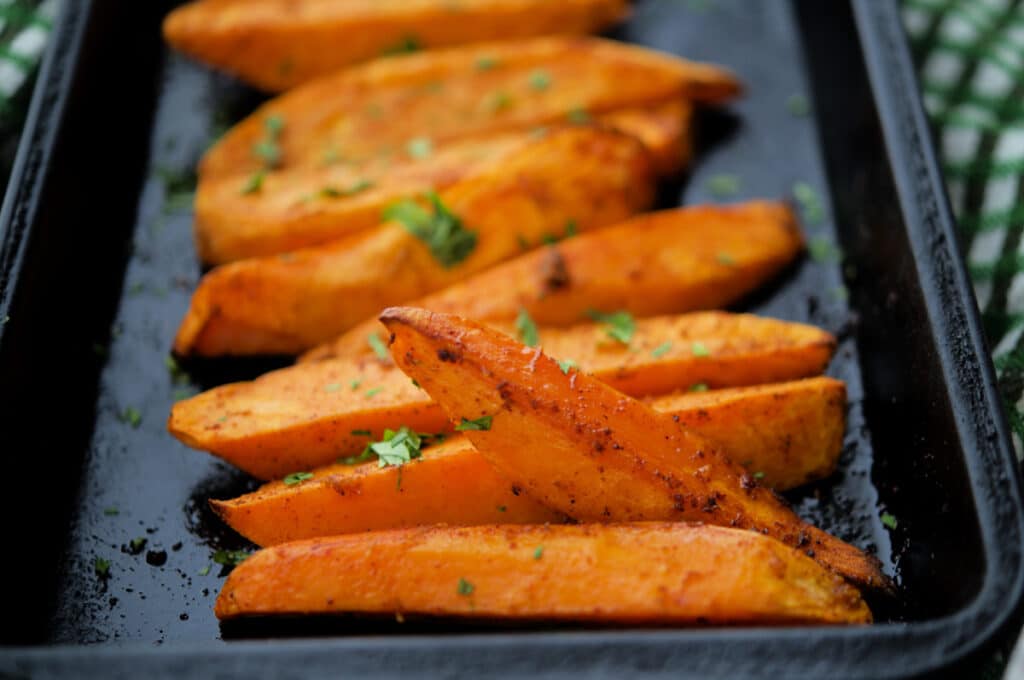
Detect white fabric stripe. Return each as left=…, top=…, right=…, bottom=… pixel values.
left=992, top=129, right=1024, bottom=164
left=903, top=7, right=930, bottom=34
left=943, top=126, right=983, bottom=165
left=993, top=320, right=1024, bottom=356
left=923, top=51, right=967, bottom=84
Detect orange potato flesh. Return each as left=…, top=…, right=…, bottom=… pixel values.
left=174, top=126, right=655, bottom=357
left=170, top=312, right=835, bottom=480
left=214, top=523, right=872, bottom=624
left=196, top=101, right=692, bottom=264
left=198, top=36, right=739, bottom=182
left=305, top=201, right=805, bottom=362
left=380, top=307, right=890, bottom=591
left=210, top=378, right=846, bottom=547
left=164, top=0, right=632, bottom=92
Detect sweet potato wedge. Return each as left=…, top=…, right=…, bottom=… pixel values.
left=214, top=523, right=872, bottom=624
left=199, top=37, right=739, bottom=181
left=381, top=308, right=889, bottom=591
left=165, top=0, right=631, bottom=92
left=196, top=101, right=691, bottom=264
left=305, top=201, right=805, bottom=362
left=174, top=126, right=655, bottom=357
left=210, top=378, right=846, bottom=546
left=170, top=312, right=836, bottom=479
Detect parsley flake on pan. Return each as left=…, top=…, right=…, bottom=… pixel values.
left=283, top=472, right=314, bottom=486
left=456, top=415, right=493, bottom=432
left=368, top=332, right=391, bottom=361
left=587, top=310, right=635, bottom=345
left=515, top=308, right=540, bottom=347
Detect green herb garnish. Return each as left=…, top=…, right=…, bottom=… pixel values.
left=130, top=537, right=147, bottom=552
left=350, top=378, right=363, bottom=391
left=406, top=137, right=433, bottom=159
left=384, top=192, right=477, bottom=268
left=456, top=415, right=493, bottom=431
left=103, top=506, right=119, bottom=516
left=753, top=471, right=766, bottom=480
left=487, top=90, right=514, bottom=112
left=381, top=35, right=421, bottom=56
left=240, top=170, right=265, bottom=195
left=558, top=358, right=577, bottom=374
left=369, top=426, right=425, bottom=468
left=456, top=577, right=475, bottom=596
left=691, top=342, right=711, bottom=357
left=587, top=310, right=635, bottom=345
left=476, top=56, right=499, bottom=71
left=339, top=448, right=375, bottom=466
left=707, top=173, right=740, bottom=198
left=94, top=557, right=111, bottom=577
left=528, top=69, right=552, bottom=91
left=320, top=179, right=374, bottom=198
left=689, top=383, right=709, bottom=392
left=351, top=429, right=373, bottom=437
left=368, top=333, right=390, bottom=361
left=515, top=308, right=539, bottom=347
left=120, top=407, right=142, bottom=429
left=365, top=387, right=382, bottom=399
left=787, top=93, right=810, bottom=116
left=651, top=342, right=672, bottom=358
left=497, top=505, right=507, bottom=512
left=808, top=236, right=843, bottom=263
left=212, top=550, right=250, bottom=567
left=283, top=472, right=314, bottom=486
left=533, top=546, right=544, bottom=560
left=716, top=252, right=736, bottom=266
left=881, top=512, right=898, bottom=529
left=252, top=114, right=285, bottom=169
left=567, top=107, right=591, bottom=124
left=793, top=181, right=825, bottom=225
left=325, top=383, right=342, bottom=393
left=198, top=564, right=211, bottom=576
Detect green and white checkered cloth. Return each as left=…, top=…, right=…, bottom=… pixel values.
left=903, top=0, right=1024, bottom=462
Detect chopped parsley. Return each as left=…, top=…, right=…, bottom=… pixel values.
left=240, top=170, right=265, bottom=195
left=120, top=407, right=142, bottom=429
left=456, top=415, right=493, bottom=431
left=528, top=69, right=552, bottom=91
left=558, top=358, right=578, bottom=374
left=497, top=505, right=507, bottom=512
left=365, top=387, right=383, bottom=399
left=339, top=448, right=375, bottom=466
left=351, top=429, right=373, bottom=437
left=212, top=549, right=250, bottom=567
left=787, top=93, right=810, bottom=117
left=350, top=378, right=363, bottom=391
left=368, top=333, right=390, bottom=361
left=324, top=383, right=342, bottom=393
left=533, top=546, right=544, bottom=560
left=198, top=564, right=211, bottom=576
left=567, top=107, right=591, bottom=124
left=651, top=341, right=672, bottom=358
left=706, top=173, right=740, bottom=198
left=456, top=577, right=475, bottom=596
left=487, top=91, right=515, bottom=113
left=94, top=557, right=111, bottom=578
left=792, top=181, right=826, bottom=225
left=283, top=471, right=314, bottom=486
left=587, top=309, right=635, bottom=345
left=831, top=285, right=850, bottom=302
left=691, top=342, right=711, bottom=357
left=103, top=506, right=119, bottom=516
left=753, top=471, right=766, bottom=480
left=716, top=252, right=736, bottom=266
left=689, top=383, right=709, bottom=392
left=515, top=308, right=539, bottom=347
left=320, top=179, right=374, bottom=198
left=881, top=512, right=898, bottom=529
left=384, top=192, right=477, bottom=268
left=130, top=537, right=147, bottom=552
left=406, top=137, right=433, bottom=159
left=476, top=56, right=499, bottom=71
left=369, top=426, right=425, bottom=468
left=252, top=114, right=285, bottom=169
left=808, top=236, right=843, bottom=263
left=381, top=35, right=421, bottom=56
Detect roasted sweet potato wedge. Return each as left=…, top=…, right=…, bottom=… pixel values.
left=170, top=312, right=836, bottom=479
left=196, top=102, right=690, bottom=264
left=381, top=308, right=889, bottom=591
left=305, top=201, right=805, bottom=362
left=165, top=0, right=631, bottom=92
left=214, top=523, right=872, bottom=624
left=199, top=37, right=739, bottom=181
left=174, top=126, right=655, bottom=357
left=210, top=378, right=846, bottom=546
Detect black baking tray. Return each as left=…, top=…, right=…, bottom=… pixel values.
left=1, top=0, right=1022, bottom=677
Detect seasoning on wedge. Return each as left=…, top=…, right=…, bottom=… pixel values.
left=214, top=523, right=872, bottom=624
left=196, top=102, right=690, bottom=264
left=174, top=126, right=655, bottom=357
left=305, top=201, right=805, bottom=362
left=209, top=378, right=845, bottom=546
left=379, top=307, right=891, bottom=591
left=164, top=0, right=632, bottom=92
left=170, top=312, right=836, bottom=479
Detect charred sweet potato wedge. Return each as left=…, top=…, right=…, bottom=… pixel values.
left=305, top=201, right=805, bottom=362
left=195, top=102, right=691, bottom=264
left=174, top=126, right=655, bottom=357
left=199, top=37, right=739, bottom=181
left=380, top=308, right=890, bottom=591
left=170, top=312, right=836, bottom=479
left=210, top=378, right=846, bottom=547
left=164, top=0, right=631, bottom=92
left=214, top=523, right=872, bottom=624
